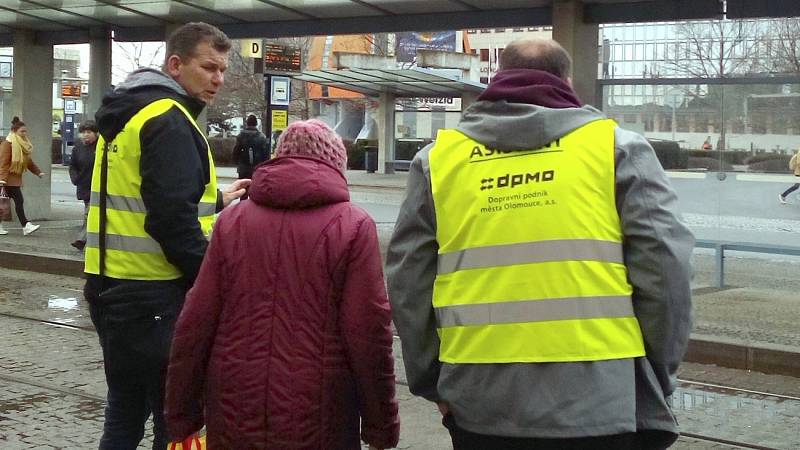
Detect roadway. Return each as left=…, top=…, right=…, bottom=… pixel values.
left=51, top=168, right=800, bottom=245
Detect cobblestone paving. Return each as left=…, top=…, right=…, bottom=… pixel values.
left=1, top=268, right=799, bottom=449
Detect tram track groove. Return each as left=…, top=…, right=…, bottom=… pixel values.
left=681, top=432, right=781, bottom=450
left=0, top=311, right=94, bottom=332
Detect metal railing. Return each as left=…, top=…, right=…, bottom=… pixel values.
left=695, top=239, right=800, bottom=287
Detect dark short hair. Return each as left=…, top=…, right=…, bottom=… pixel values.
left=246, top=114, right=258, bottom=127
left=79, top=120, right=98, bottom=133
left=499, top=39, right=572, bottom=80
left=164, top=22, right=231, bottom=65
left=10, top=116, right=24, bottom=131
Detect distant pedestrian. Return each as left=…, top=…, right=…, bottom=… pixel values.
left=232, top=114, right=269, bottom=181
left=165, top=119, right=400, bottom=450
left=0, top=116, right=45, bottom=236
left=69, top=120, right=98, bottom=250
left=702, top=135, right=712, bottom=150
left=779, top=149, right=799, bottom=204
left=387, top=38, right=693, bottom=450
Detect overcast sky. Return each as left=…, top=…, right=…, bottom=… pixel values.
left=59, top=42, right=165, bottom=84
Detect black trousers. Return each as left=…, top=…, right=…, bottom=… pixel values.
left=781, top=183, right=799, bottom=198
left=85, top=276, right=184, bottom=450
left=4, top=186, right=28, bottom=225
left=442, top=414, right=675, bottom=450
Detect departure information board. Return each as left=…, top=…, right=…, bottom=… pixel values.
left=263, top=44, right=302, bottom=73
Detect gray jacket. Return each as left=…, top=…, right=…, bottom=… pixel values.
left=386, top=100, right=694, bottom=439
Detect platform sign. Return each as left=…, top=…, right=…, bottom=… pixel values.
left=240, top=39, right=262, bottom=58
left=263, top=44, right=302, bottom=73
left=271, top=110, right=288, bottom=131
left=60, top=80, right=82, bottom=99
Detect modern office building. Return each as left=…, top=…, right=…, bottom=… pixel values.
left=601, top=19, right=800, bottom=153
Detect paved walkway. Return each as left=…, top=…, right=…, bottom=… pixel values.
left=0, top=166, right=798, bottom=448
left=0, top=267, right=798, bottom=449
left=5, top=169, right=800, bottom=357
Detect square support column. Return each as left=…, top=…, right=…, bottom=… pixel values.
left=12, top=31, right=53, bottom=221
left=377, top=92, right=396, bottom=174
left=552, top=0, right=600, bottom=107
left=87, top=27, right=112, bottom=120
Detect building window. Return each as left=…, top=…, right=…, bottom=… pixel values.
left=495, top=28, right=505, bottom=33
left=542, top=26, right=553, bottom=31
left=480, top=49, right=490, bottom=62
left=467, top=29, right=477, bottom=34
left=480, top=29, right=491, bottom=33
left=480, top=76, right=489, bottom=84
left=513, top=28, right=525, bottom=32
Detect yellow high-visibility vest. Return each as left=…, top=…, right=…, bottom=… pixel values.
left=84, top=98, right=218, bottom=280
left=429, top=119, right=645, bottom=363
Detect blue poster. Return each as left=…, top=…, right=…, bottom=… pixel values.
left=396, top=31, right=457, bottom=63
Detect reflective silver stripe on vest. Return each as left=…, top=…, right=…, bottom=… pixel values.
left=90, top=194, right=216, bottom=217
left=438, top=239, right=624, bottom=275
left=198, top=202, right=216, bottom=217
left=86, top=232, right=163, bottom=254
left=435, top=295, right=634, bottom=328
left=90, top=193, right=147, bottom=213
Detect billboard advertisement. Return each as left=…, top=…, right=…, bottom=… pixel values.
left=396, top=31, right=456, bottom=63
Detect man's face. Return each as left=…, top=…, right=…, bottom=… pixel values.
left=167, top=41, right=228, bottom=104
left=81, top=130, right=97, bottom=145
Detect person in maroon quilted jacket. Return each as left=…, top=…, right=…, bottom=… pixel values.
left=164, top=119, right=400, bottom=449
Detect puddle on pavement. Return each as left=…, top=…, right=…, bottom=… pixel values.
left=47, top=296, right=79, bottom=312
left=672, top=384, right=800, bottom=420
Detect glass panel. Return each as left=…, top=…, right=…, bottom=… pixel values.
left=602, top=81, right=800, bottom=340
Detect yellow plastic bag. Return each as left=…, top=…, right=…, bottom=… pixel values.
left=167, top=434, right=206, bottom=450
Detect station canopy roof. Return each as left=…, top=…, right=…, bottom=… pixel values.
left=296, top=67, right=485, bottom=98
left=2, top=1, right=799, bottom=46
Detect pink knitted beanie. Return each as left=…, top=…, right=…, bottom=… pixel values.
left=275, top=119, right=347, bottom=172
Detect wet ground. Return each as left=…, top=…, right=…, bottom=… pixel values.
left=0, top=268, right=798, bottom=448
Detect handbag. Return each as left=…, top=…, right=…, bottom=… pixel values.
left=168, top=434, right=206, bottom=450
left=0, top=186, right=11, bottom=221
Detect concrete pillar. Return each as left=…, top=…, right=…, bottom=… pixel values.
left=377, top=92, right=396, bottom=174
left=11, top=31, right=53, bottom=221
left=87, top=27, right=112, bottom=121
left=552, top=0, right=599, bottom=107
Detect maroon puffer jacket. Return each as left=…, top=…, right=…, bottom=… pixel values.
left=165, top=156, right=400, bottom=449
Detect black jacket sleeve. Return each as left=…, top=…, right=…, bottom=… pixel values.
left=139, top=108, right=210, bottom=285
left=68, top=144, right=81, bottom=186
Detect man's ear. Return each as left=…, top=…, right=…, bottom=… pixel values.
left=165, top=55, right=182, bottom=77
left=566, top=77, right=573, bottom=87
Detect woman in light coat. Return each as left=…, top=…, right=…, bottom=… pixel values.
left=0, top=117, right=45, bottom=235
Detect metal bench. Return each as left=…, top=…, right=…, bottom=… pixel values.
left=695, top=239, right=800, bottom=287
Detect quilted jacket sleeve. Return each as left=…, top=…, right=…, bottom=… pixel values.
left=164, top=226, right=226, bottom=441
left=339, top=216, right=400, bottom=449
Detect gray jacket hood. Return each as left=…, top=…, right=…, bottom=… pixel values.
left=114, top=67, right=189, bottom=97
left=457, top=100, right=606, bottom=150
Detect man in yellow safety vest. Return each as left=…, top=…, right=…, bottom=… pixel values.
left=83, top=23, right=248, bottom=450
left=387, top=38, right=694, bottom=449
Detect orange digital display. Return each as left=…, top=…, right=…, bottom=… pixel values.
left=61, top=81, right=81, bottom=98
left=264, top=44, right=301, bottom=73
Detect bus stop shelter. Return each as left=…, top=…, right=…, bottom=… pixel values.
left=296, top=66, right=486, bottom=173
